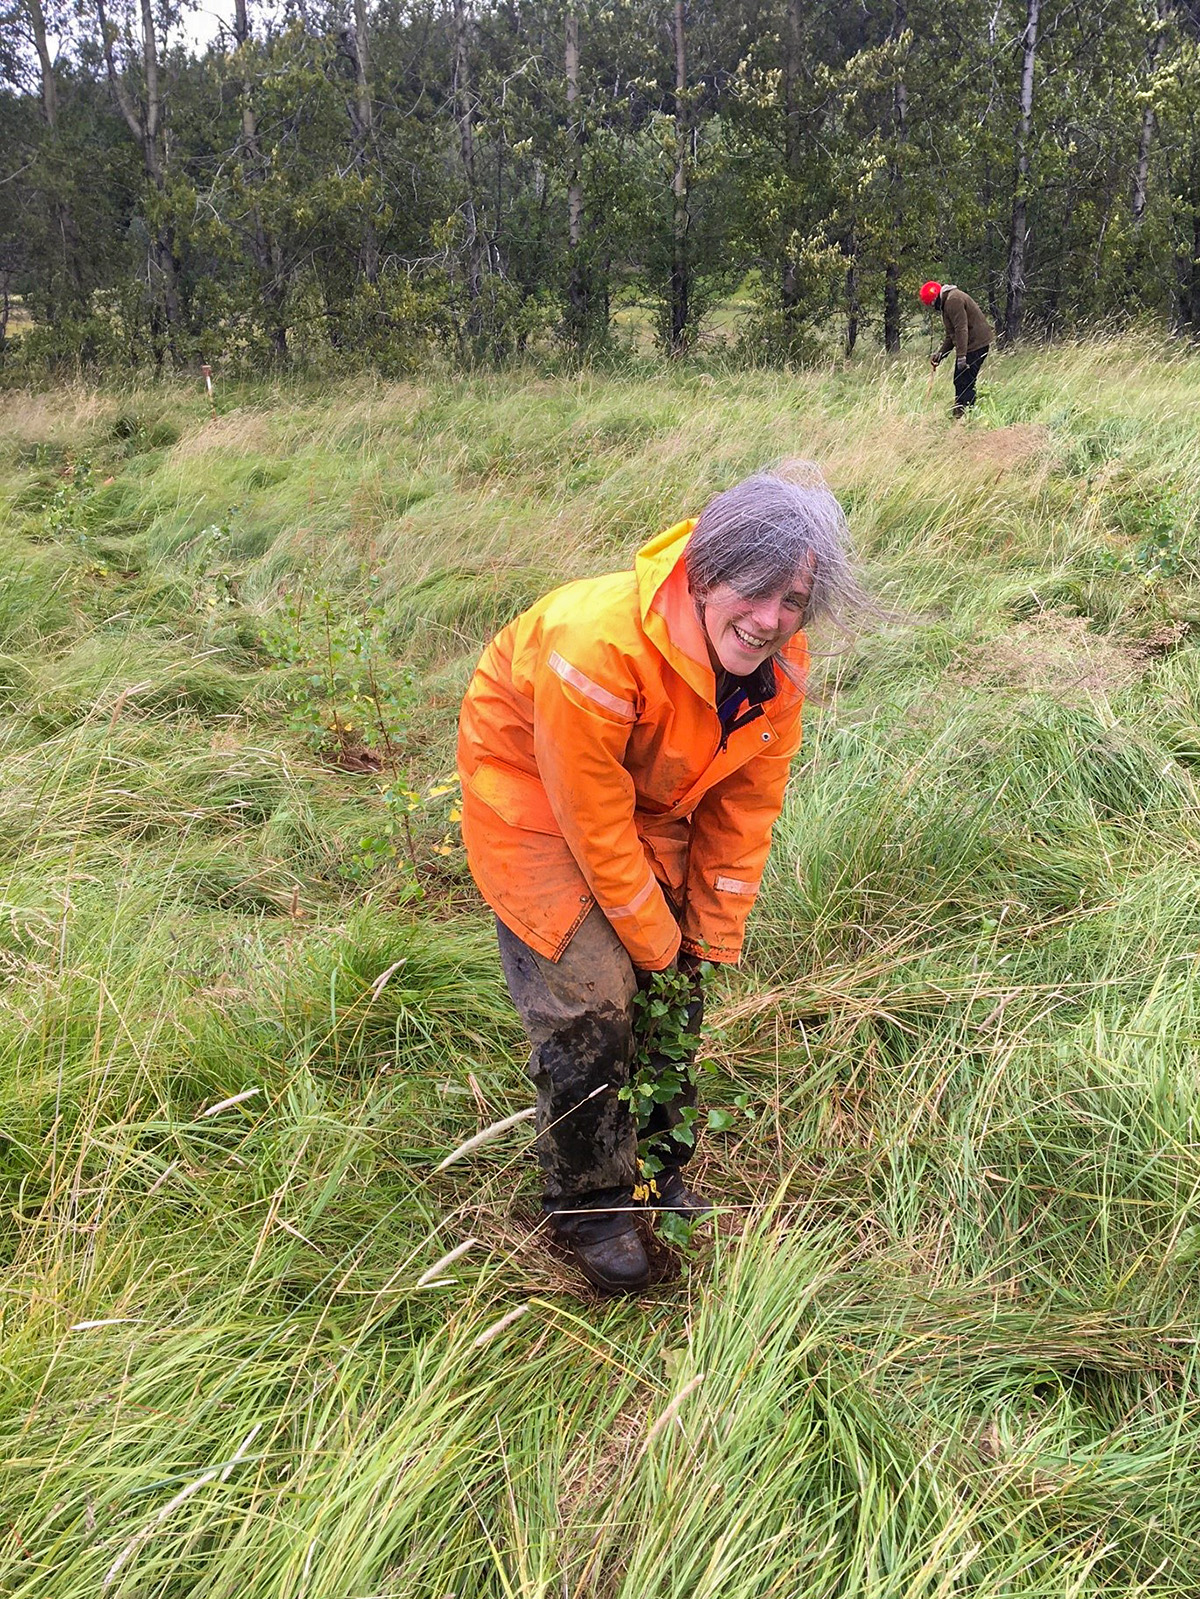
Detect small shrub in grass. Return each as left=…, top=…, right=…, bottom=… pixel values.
left=621, top=962, right=758, bottom=1247
left=333, top=775, right=463, bottom=886
left=26, top=454, right=95, bottom=549
left=260, top=580, right=413, bottom=767
left=623, top=964, right=704, bottom=1187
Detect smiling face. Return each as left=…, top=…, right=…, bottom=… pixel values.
left=697, top=560, right=816, bottom=676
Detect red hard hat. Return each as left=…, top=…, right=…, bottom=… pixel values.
left=919, top=280, right=941, bottom=306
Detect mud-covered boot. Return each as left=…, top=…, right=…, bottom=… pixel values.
left=550, top=1203, right=650, bottom=1294
left=654, top=1169, right=714, bottom=1223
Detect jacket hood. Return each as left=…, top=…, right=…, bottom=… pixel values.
left=634, top=517, right=695, bottom=610
left=633, top=517, right=808, bottom=707
left=635, top=518, right=715, bottom=701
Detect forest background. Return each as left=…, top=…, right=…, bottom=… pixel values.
left=3, top=0, right=1200, bottom=376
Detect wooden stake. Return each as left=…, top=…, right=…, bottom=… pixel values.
left=201, top=362, right=216, bottom=419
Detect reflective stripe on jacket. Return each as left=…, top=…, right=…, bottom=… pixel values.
left=456, top=519, right=808, bottom=969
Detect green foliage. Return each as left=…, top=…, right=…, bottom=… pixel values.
left=340, top=775, right=462, bottom=889
left=39, top=455, right=95, bottom=549
left=622, top=963, right=706, bottom=1178
left=259, top=580, right=413, bottom=765
left=5, top=0, right=1200, bottom=373
left=1098, top=520, right=1185, bottom=585
left=1097, top=480, right=1189, bottom=588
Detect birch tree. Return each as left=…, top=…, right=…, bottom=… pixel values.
left=231, top=0, right=288, bottom=356
left=1004, top=0, right=1041, bottom=340
left=667, top=0, right=690, bottom=354
left=94, top=0, right=183, bottom=359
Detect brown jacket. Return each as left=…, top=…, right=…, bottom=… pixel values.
left=938, top=286, right=992, bottom=359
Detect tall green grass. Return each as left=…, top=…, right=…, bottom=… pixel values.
left=3, top=339, right=1200, bottom=1595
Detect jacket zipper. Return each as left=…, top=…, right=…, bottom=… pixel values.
left=716, top=703, right=765, bottom=753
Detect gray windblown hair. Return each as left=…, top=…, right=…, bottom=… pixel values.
left=684, top=464, right=864, bottom=630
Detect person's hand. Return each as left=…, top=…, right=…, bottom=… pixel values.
left=955, top=356, right=967, bottom=373
left=929, top=354, right=941, bottom=370
left=634, top=951, right=703, bottom=982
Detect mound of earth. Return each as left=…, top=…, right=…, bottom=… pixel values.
left=956, top=611, right=1141, bottom=699
left=965, top=422, right=1049, bottom=470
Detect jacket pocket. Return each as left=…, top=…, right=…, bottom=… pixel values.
left=464, top=760, right=561, bottom=835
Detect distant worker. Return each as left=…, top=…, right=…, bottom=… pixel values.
left=919, top=280, right=993, bottom=418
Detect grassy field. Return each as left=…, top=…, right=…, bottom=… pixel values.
left=3, top=340, right=1200, bottom=1596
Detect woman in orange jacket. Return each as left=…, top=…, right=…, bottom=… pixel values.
left=457, top=469, right=859, bottom=1292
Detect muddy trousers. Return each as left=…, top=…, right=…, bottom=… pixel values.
left=953, top=346, right=989, bottom=412
left=495, top=908, right=702, bottom=1235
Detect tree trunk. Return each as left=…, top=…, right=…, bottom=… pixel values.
left=348, top=0, right=378, bottom=283
left=780, top=0, right=802, bottom=315
left=1132, top=0, right=1168, bottom=228
left=234, top=0, right=287, bottom=358
left=1178, top=181, right=1200, bottom=331
left=1004, top=0, right=1041, bottom=343
left=564, top=10, right=590, bottom=344
left=1132, top=113, right=1156, bottom=232
left=845, top=227, right=860, bottom=354
left=982, top=144, right=1003, bottom=325
left=96, top=0, right=181, bottom=361
left=25, top=0, right=85, bottom=311
left=883, top=261, right=901, bottom=353
left=452, top=0, right=483, bottom=339
left=883, top=0, right=907, bottom=354
left=668, top=0, right=689, bottom=355
left=27, top=0, right=58, bottom=127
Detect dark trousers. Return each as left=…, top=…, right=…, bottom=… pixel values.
left=953, top=346, right=989, bottom=413
left=495, top=908, right=702, bottom=1231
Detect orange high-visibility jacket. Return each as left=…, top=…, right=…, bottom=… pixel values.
left=457, top=519, right=808, bottom=971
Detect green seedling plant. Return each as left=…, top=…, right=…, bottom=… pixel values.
left=705, top=1090, right=757, bottom=1134
left=261, top=580, right=413, bottom=767
left=623, top=962, right=721, bottom=1247
left=188, top=508, right=240, bottom=611
left=1098, top=523, right=1185, bottom=587
left=1096, top=483, right=1190, bottom=604
left=343, top=775, right=462, bottom=888
left=42, top=454, right=95, bottom=548
left=262, top=579, right=461, bottom=887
